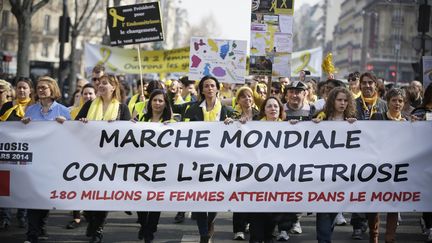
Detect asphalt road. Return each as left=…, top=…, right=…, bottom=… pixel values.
left=0, top=210, right=428, bottom=242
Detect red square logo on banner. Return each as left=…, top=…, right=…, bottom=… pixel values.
left=0, top=171, right=10, bottom=196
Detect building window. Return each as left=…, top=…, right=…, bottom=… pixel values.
left=55, top=43, right=60, bottom=58
left=1, top=11, right=9, bottom=28
left=43, top=15, right=50, bottom=33
left=0, top=38, right=7, bottom=50
left=41, top=43, right=49, bottom=57
left=91, top=18, right=103, bottom=33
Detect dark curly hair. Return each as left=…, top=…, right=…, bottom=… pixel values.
left=322, top=87, right=357, bottom=119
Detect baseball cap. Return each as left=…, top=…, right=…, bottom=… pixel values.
left=286, top=81, right=308, bottom=90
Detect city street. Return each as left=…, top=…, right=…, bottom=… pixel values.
left=0, top=211, right=428, bottom=242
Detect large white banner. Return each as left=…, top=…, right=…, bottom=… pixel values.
left=0, top=121, right=431, bottom=212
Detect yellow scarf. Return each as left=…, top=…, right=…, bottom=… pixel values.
left=0, top=98, right=31, bottom=121
left=70, top=97, right=85, bottom=120
left=386, top=111, right=405, bottom=121
left=260, top=117, right=282, bottom=121
left=184, top=94, right=192, bottom=103
left=202, top=99, right=222, bottom=121
left=352, top=91, right=361, bottom=99
left=360, top=93, right=379, bottom=117
left=174, top=95, right=185, bottom=105
left=87, top=97, right=120, bottom=121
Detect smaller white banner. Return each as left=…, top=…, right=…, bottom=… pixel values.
left=291, top=47, right=323, bottom=77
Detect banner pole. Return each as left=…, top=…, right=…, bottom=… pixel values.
left=137, top=45, right=145, bottom=99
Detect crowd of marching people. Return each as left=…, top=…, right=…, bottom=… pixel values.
left=0, top=64, right=432, bottom=243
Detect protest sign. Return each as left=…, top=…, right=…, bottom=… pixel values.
left=107, top=2, right=164, bottom=46
left=422, top=56, right=432, bottom=89
left=84, top=43, right=189, bottom=74
left=1, top=121, right=431, bottom=212
left=249, top=0, right=294, bottom=77
left=189, top=37, right=247, bottom=84
left=291, top=47, right=323, bottom=77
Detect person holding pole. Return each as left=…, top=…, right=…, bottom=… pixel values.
left=75, top=74, right=130, bottom=243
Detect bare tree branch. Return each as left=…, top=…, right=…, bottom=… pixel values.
left=31, top=0, right=49, bottom=14
left=76, top=0, right=90, bottom=26
left=74, top=0, right=79, bottom=26
left=77, top=1, right=99, bottom=33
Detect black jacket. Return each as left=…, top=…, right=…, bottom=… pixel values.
left=182, top=101, right=234, bottom=121
left=75, top=100, right=131, bottom=121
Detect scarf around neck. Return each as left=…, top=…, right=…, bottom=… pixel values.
left=360, top=93, right=379, bottom=117
left=0, top=98, right=31, bottom=121
left=202, top=99, right=222, bottom=121
left=87, top=97, right=120, bottom=121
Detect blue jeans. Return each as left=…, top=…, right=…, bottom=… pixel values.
left=316, top=213, right=337, bottom=243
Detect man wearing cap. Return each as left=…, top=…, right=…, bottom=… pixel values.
left=283, top=80, right=316, bottom=121
left=274, top=80, right=313, bottom=240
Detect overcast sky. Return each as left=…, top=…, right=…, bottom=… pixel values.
left=178, top=0, right=320, bottom=41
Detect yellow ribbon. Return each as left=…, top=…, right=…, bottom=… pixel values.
left=294, top=52, right=317, bottom=74
left=109, top=8, right=125, bottom=28
left=316, top=111, right=327, bottom=120
left=269, top=0, right=277, bottom=12
left=97, top=47, right=118, bottom=72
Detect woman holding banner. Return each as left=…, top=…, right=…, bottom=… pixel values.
left=134, top=89, right=174, bottom=243
left=368, top=88, right=406, bottom=243
left=249, top=96, right=285, bottom=243
left=0, top=77, right=33, bottom=122
left=131, top=80, right=164, bottom=121
left=0, top=77, right=34, bottom=230
left=182, top=75, right=233, bottom=243
left=21, top=76, right=71, bottom=243
left=312, top=86, right=357, bottom=243
left=75, top=74, right=130, bottom=243
left=66, top=83, right=97, bottom=230
left=224, top=86, right=259, bottom=240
